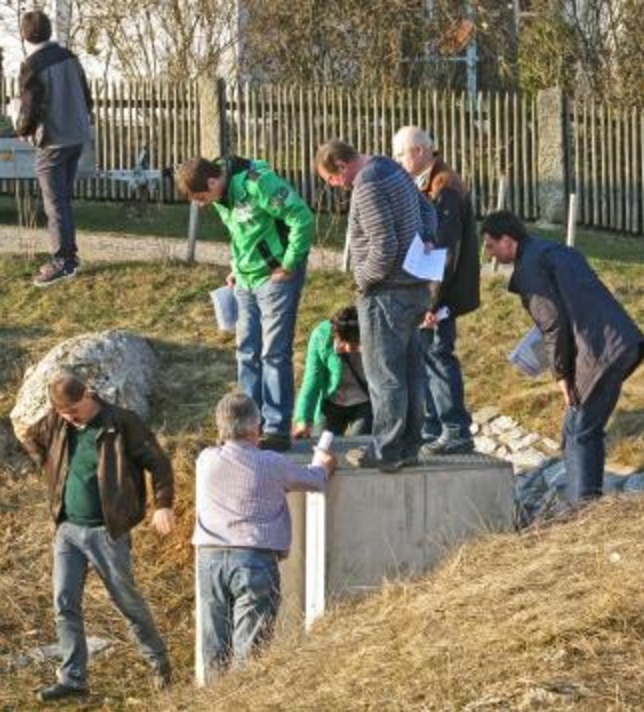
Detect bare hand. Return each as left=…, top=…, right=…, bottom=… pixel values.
left=312, top=449, right=337, bottom=478
left=271, top=267, right=293, bottom=282
left=225, top=272, right=236, bottom=288
left=420, top=310, right=439, bottom=329
left=292, top=423, right=312, bottom=439
left=151, top=508, right=175, bottom=536
left=557, top=379, right=578, bottom=408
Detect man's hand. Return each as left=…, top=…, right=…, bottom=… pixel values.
left=225, top=272, right=236, bottom=288
left=271, top=267, right=294, bottom=282
left=420, top=310, right=439, bottom=329
left=557, top=379, right=578, bottom=408
left=151, top=508, right=175, bottom=536
left=292, top=423, right=312, bottom=439
left=312, top=449, right=337, bottom=479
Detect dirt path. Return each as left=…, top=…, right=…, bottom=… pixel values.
left=0, top=224, right=345, bottom=271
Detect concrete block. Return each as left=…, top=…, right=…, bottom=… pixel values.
left=286, top=437, right=514, bottom=611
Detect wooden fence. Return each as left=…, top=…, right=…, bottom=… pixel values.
left=1, top=77, right=201, bottom=202
left=3, top=73, right=644, bottom=235
left=570, top=98, right=644, bottom=234
left=225, top=83, right=540, bottom=221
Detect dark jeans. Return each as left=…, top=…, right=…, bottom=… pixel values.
left=562, top=353, right=636, bottom=505
left=357, top=286, right=429, bottom=464
left=196, top=547, right=281, bottom=683
left=235, top=266, right=306, bottom=434
left=319, top=399, right=373, bottom=437
left=35, top=144, right=83, bottom=263
left=420, top=317, right=472, bottom=442
left=53, top=522, right=168, bottom=688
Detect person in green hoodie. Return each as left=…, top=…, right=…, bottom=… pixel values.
left=292, top=306, right=373, bottom=439
left=176, top=156, right=313, bottom=451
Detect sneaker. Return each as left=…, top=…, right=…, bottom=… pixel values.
left=152, top=660, right=173, bottom=691
left=33, top=260, right=78, bottom=287
left=345, top=446, right=410, bottom=473
left=37, top=682, right=89, bottom=702
left=418, top=436, right=475, bottom=460
left=259, top=432, right=292, bottom=452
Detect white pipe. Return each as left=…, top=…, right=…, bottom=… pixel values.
left=566, top=194, right=578, bottom=247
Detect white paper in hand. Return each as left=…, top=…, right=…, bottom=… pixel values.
left=508, top=326, right=549, bottom=377
left=403, top=234, right=447, bottom=281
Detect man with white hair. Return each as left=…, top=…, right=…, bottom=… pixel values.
left=193, top=392, right=335, bottom=681
left=393, top=126, right=480, bottom=455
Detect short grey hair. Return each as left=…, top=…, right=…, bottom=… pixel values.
left=215, top=392, right=260, bottom=441
left=392, top=125, right=435, bottom=153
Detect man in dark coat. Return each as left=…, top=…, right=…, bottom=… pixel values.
left=393, top=126, right=480, bottom=454
left=481, top=210, right=643, bottom=506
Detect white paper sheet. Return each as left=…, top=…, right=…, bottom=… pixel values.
left=403, top=234, right=447, bottom=281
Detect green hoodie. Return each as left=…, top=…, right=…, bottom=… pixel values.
left=212, top=158, right=314, bottom=289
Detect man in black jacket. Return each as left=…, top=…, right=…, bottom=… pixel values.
left=16, top=10, right=93, bottom=287
left=393, top=126, right=480, bottom=455
left=22, top=373, right=174, bottom=702
left=482, top=210, right=644, bottom=506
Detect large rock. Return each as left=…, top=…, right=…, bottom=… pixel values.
left=10, top=330, right=158, bottom=441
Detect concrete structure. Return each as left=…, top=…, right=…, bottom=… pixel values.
left=284, top=437, right=514, bottom=626
left=537, top=88, right=567, bottom=223
left=195, top=437, right=513, bottom=683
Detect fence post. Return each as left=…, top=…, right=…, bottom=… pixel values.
left=198, top=76, right=228, bottom=159
left=566, top=193, right=578, bottom=247
left=537, top=88, right=568, bottom=223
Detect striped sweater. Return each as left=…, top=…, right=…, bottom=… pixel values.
left=348, top=156, right=438, bottom=293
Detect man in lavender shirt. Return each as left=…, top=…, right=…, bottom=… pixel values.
left=193, top=392, right=336, bottom=682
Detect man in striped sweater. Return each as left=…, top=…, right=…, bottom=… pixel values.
left=316, top=140, right=438, bottom=472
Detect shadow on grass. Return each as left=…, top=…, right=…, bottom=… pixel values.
left=148, top=337, right=237, bottom=436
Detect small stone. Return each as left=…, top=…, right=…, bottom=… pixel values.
left=473, top=435, right=497, bottom=455
left=470, top=422, right=480, bottom=436
left=495, top=445, right=510, bottom=458
left=541, top=437, right=560, bottom=452
left=489, top=416, right=518, bottom=434
left=508, top=448, right=547, bottom=471
left=498, top=427, right=526, bottom=446
left=472, top=406, right=500, bottom=425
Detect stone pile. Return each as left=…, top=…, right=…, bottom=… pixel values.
left=471, top=406, right=560, bottom=473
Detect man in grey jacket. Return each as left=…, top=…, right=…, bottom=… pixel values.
left=482, top=210, right=644, bottom=506
left=16, top=10, right=93, bottom=287
left=315, top=139, right=437, bottom=472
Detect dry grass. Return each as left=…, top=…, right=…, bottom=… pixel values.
left=0, top=239, right=643, bottom=710
left=164, top=496, right=644, bottom=712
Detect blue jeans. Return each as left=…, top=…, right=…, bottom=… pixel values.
left=357, top=286, right=429, bottom=464
left=196, top=547, right=281, bottom=682
left=420, top=317, right=472, bottom=442
left=53, top=522, right=168, bottom=688
left=35, top=144, right=83, bottom=263
left=563, top=360, right=630, bottom=505
left=235, top=266, right=306, bottom=434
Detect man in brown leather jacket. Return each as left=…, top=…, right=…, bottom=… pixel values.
left=22, top=373, right=175, bottom=702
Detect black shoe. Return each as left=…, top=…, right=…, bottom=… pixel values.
left=259, top=432, right=292, bottom=452
left=419, top=436, right=475, bottom=459
left=37, top=682, right=88, bottom=702
left=33, top=259, right=78, bottom=287
left=345, top=446, right=411, bottom=473
left=152, top=660, right=173, bottom=691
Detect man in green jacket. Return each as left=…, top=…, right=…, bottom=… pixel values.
left=176, top=157, right=313, bottom=451
left=22, top=373, right=174, bottom=702
left=293, top=306, right=372, bottom=438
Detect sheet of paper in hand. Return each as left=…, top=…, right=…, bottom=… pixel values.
left=508, top=326, right=549, bottom=377
left=403, top=234, right=447, bottom=281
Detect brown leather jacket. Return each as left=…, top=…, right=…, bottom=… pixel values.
left=22, top=400, right=174, bottom=540
left=418, top=157, right=480, bottom=317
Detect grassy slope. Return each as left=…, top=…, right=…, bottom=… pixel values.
left=0, top=226, right=642, bottom=710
